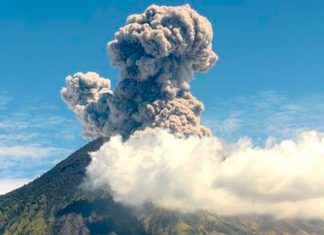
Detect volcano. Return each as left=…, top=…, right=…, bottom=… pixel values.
left=1, top=139, right=324, bottom=235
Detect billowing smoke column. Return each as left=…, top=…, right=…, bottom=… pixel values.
left=61, top=72, right=113, bottom=139
left=61, top=4, right=218, bottom=139
left=62, top=4, right=324, bottom=218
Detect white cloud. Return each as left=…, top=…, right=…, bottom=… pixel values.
left=203, top=91, right=324, bottom=144
left=0, top=115, right=75, bottom=130
left=0, top=91, right=12, bottom=110
left=0, top=178, right=30, bottom=195
left=86, top=128, right=324, bottom=218
left=0, top=91, right=83, bottom=181
left=204, top=117, right=241, bottom=138
left=0, top=145, right=68, bottom=158
left=0, top=133, right=38, bottom=142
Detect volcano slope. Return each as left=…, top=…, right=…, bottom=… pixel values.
left=1, top=139, right=324, bottom=235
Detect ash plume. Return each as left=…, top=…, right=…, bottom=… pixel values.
left=61, top=72, right=113, bottom=139
left=62, top=4, right=324, bottom=218
left=62, top=4, right=218, bottom=139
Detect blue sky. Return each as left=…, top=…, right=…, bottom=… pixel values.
left=1, top=0, right=324, bottom=193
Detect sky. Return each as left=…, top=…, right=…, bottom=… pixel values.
left=1, top=0, right=324, bottom=194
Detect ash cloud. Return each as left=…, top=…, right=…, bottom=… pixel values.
left=62, top=4, right=324, bottom=218
left=61, top=72, right=113, bottom=139
left=62, top=4, right=218, bottom=139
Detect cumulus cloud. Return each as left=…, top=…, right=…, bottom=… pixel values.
left=62, top=4, right=218, bottom=139
left=86, top=128, right=324, bottom=218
